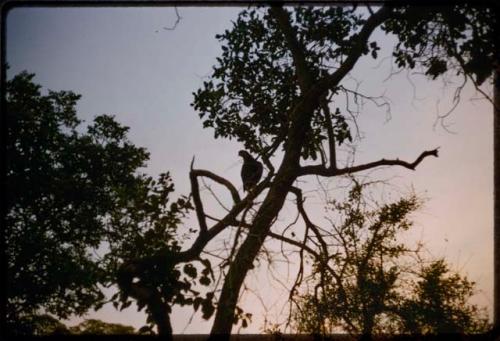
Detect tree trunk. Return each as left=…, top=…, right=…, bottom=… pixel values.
left=208, top=189, right=294, bottom=338
left=360, top=313, right=374, bottom=341
left=207, top=6, right=389, bottom=339
left=208, top=156, right=302, bottom=339
left=209, top=95, right=319, bottom=339
left=152, top=303, right=173, bottom=339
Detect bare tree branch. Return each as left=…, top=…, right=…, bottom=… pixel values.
left=162, top=7, right=182, bottom=31
left=288, top=186, right=328, bottom=256
left=120, top=164, right=272, bottom=284
left=321, top=96, right=337, bottom=170
left=259, top=135, right=283, bottom=176
left=338, top=84, right=392, bottom=117
left=366, top=3, right=375, bottom=16
left=190, top=158, right=208, bottom=233
left=178, top=172, right=273, bottom=263
left=208, top=213, right=320, bottom=261
left=191, top=168, right=241, bottom=204
left=269, top=6, right=313, bottom=92
left=227, top=205, right=252, bottom=266
left=299, top=148, right=439, bottom=177
left=201, top=177, right=231, bottom=212
left=311, top=6, right=394, bottom=97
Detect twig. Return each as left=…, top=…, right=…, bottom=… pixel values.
left=162, top=7, right=182, bottom=31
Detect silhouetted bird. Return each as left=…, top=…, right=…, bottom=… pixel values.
left=238, top=150, right=263, bottom=192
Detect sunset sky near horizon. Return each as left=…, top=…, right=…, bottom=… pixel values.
left=5, top=6, right=494, bottom=333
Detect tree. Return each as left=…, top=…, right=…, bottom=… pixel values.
left=399, top=260, right=489, bottom=334
left=292, top=180, right=489, bottom=336
left=69, top=319, right=135, bottom=334
left=5, top=71, right=143, bottom=329
left=7, top=314, right=70, bottom=335
left=5, top=314, right=137, bottom=336
left=6, top=3, right=496, bottom=338
left=186, top=4, right=496, bottom=338
left=4, top=72, right=196, bottom=336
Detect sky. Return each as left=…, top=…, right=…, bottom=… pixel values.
left=5, top=5, right=494, bottom=334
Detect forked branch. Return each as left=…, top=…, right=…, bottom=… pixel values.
left=269, top=6, right=313, bottom=92
left=190, top=158, right=208, bottom=233
left=191, top=168, right=241, bottom=204
left=288, top=186, right=328, bottom=255
left=179, top=168, right=273, bottom=262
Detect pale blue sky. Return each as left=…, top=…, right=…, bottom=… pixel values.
left=6, top=6, right=493, bottom=333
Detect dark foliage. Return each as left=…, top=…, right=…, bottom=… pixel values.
left=4, top=72, right=196, bottom=335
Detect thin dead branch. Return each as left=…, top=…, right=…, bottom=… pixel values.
left=299, top=148, right=439, bottom=177
left=163, top=7, right=182, bottom=31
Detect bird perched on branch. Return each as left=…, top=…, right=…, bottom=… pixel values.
left=238, top=150, right=263, bottom=192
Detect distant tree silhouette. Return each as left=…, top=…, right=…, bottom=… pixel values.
left=69, top=319, right=136, bottom=335
left=5, top=314, right=137, bottom=336
left=292, top=180, right=489, bottom=336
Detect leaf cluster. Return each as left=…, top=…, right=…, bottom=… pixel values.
left=192, top=6, right=363, bottom=160
left=5, top=72, right=149, bottom=322
left=105, top=172, right=219, bottom=327
left=383, top=5, right=496, bottom=85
